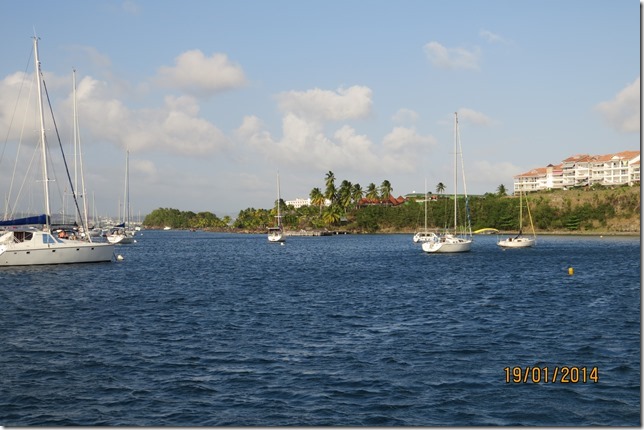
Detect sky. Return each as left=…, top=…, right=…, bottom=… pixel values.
left=0, top=0, right=640, bottom=219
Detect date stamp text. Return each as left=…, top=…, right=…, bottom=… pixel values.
left=504, top=366, right=599, bottom=384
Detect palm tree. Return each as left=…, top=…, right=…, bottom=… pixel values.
left=380, top=180, right=392, bottom=203
left=324, top=171, right=336, bottom=203
left=497, top=184, right=507, bottom=196
left=338, top=180, right=353, bottom=213
left=322, top=204, right=343, bottom=226
left=310, top=187, right=325, bottom=215
left=351, top=183, right=363, bottom=209
left=366, top=183, right=379, bottom=202
left=436, top=182, right=446, bottom=195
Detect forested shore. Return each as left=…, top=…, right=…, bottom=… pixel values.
left=142, top=185, right=640, bottom=235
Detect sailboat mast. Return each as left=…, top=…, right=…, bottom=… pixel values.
left=424, top=178, right=428, bottom=232
left=276, top=170, right=281, bottom=225
left=73, top=70, right=79, bottom=206
left=34, top=37, right=51, bottom=229
left=453, top=112, right=458, bottom=234
left=519, top=190, right=523, bottom=231
left=124, top=150, right=130, bottom=227
left=72, top=69, right=91, bottom=240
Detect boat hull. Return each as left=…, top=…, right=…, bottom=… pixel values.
left=107, top=234, right=135, bottom=245
left=497, top=237, right=535, bottom=248
left=268, top=233, right=285, bottom=243
left=422, top=236, right=472, bottom=253
left=413, top=232, right=435, bottom=243
left=0, top=240, right=114, bottom=266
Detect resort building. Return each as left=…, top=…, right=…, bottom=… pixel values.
left=285, top=197, right=312, bottom=209
left=285, top=197, right=331, bottom=208
left=514, top=150, right=640, bottom=194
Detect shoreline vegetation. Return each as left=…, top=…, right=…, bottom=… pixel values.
left=142, top=182, right=640, bottom=237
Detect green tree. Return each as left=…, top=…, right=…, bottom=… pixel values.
left=322, top=204, right=343, bottom=226
left=310, top=187, right=325, bottom=215
left=366, top=183, right=379, bottom=201
left=338, top=180, right=353, bottom=213
left=380, top=180, right=393, bottom=202
left=324, top=171, right=336, bottom=202
left=351, top=183, right=363, bottom=209
left=497, top=184, right=508, bottom=196
left=436, top=182, right=446, bottom=195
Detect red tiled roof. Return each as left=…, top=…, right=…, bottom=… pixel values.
left=521, top=151, right=639, bottom=177
left=515, top=164, right=563, bottom=178
left=358, top=194, right=406, bottom=206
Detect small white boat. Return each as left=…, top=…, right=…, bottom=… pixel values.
left=422, top=233, right=473, bottom=253
left=413, top=231, right=435, bottom=243
left=413, top=179, right=434, bottom=243
left=106, top=150, right=136, bottom=245
left=106, top=226, right=135, bottom=244
left=422, top=112, right=472, bottom=254
left=268, top=171, right=286, bottom=243
left=498, top=190, right=536, bottom=249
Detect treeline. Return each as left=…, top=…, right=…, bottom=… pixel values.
left=143, top=207, right=230, bottom=229
left=143, top=183, right=640, bottom=234
left=352, top=185, right=640, bottom=233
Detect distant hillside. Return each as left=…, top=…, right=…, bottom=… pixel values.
left=522, top=185, right=640, bottom=234
left=366, top=184, right=640, bottom=235
left=144, top=185, right=640, bottom=235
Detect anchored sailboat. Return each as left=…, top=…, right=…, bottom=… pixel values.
left=107, top=150, right=135, bottom=244
left=497, top=190, right=536, bottom=248
left=0, top=37, right=114, bottom=266
left=268, top=171, right=285, bottom=243
left=422, top=112, right=473, bottom=253
left=413, top=179, right=434, bottom=243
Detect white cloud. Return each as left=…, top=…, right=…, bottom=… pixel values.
left=132, top=158, right=157, bottom=176
left=479, top=30, right=509, bottom=45
left=276, top=86, right=373, bottom=122
left=155, top=49, right=247, bottom=98
left=233, top=85, right=443, bottom=179
left=457, top=108, right=494, bottom=126
left=381, top=126, right=437, bottom=172
left=424, top=41, right=481, bottom=70
left=0, top=72, right=33, bottom=142
left=72, top=76, right=230, bottom=156
left=392, top=108, right=419, bottom=124
left=595, top=77, right=640, bottom=133
left=469, top=160, right=522, bottom=192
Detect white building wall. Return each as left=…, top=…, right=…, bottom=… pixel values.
left=285, top=198, right=332, bottom=208
left=514, top=152, right=640, bottom=192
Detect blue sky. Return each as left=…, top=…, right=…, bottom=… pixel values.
left=0, top=0, right=639, bottom=219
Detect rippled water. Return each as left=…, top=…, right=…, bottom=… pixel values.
left=0, top=231, right=640, bottom=426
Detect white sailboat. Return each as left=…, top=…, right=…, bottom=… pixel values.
left=497, top=190, right=536, bottom=248
left=107, top=150, right=135, bottom=244
left=0, top=37, right=115, bottom=266
left=413, top=179, right=434, bottom=243
left=422, top=112, right=473, bottom=253
left=267, top=171, right=285, bottom=243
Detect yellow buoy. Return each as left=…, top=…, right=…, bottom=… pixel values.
left=568, top=267, right=574, bottom=275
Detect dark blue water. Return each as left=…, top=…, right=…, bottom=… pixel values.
left=0, top=231, right=640, bottom=426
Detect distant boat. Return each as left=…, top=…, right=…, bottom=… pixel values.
left=422, top=112, right=473, bottom=254
left=107, top=150, right=135, bottom=244
left=163, top=226, right=171, bottom=230
left=0, top=37, right=114, bottom=266
left=497, top=190, right=536, bottom=248
left=413, top=179, right=434, bottom=243
left=268, top=171, right=285, bottom=243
